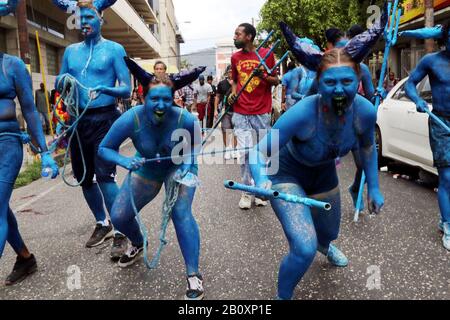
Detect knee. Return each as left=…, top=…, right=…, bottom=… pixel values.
left=289, top=237, right=318, bottom=264
left=439, top=169, right=450, bottom=189
left=110, top=204, right=132, bottom=230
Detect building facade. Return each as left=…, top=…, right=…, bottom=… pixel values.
left=0, top=0, right=185, bottom=89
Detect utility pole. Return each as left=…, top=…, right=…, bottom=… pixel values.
left=16, top=0, right=31, bottom=67
left=424, top=0, right=435, bottom=53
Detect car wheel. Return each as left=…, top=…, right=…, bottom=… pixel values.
left=375, top=126, right=387, bottom=169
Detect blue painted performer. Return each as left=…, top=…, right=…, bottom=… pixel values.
left=282, top=61, right=316, bottom=111
left=0, top=0, right=59, bottom=285
left=281, top=23, right=376, bottom=212
left=403, top=21, right=450, bottom=250
left=98, top=76, right=204, bottom=300
left=52, top=0, right=131, bottom=260
left=250, top=15, right=387, bottom=300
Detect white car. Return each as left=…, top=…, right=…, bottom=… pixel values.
left=376, top=76, right=437, bottom=176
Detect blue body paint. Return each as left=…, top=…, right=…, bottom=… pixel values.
left=405, top=28, right=450, bottom=225
left=53, top=1, right=131, bottom=223
left=249, top=65, right=384, bottom=299
left=98, top=84, right=202, bottom=275
left=0, top=0, right=58, bottom=258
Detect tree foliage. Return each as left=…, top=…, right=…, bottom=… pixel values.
left=258, top=0, right=387, bottom=56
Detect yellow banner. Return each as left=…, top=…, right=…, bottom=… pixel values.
left=401, top=0, right=450, bottom=24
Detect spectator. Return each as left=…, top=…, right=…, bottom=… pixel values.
left=193, top=75, right=213, bottom=128
left=229, top=22, right=279, bottom=210
left=206, top=75, right=217, bottom=128
left=130, top=91, right=140, bottom=107
left=214, top=65, right=237, bottom=160
left=384, top=71, right=399, bottom=93
left=34, top=83, right=51, bottom=134
left=182, top=84, right=195, bottom=112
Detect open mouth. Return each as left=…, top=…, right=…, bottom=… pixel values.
left=81, top=25, right=92, bottom=35
left=154, top=110, right=165, bottom=118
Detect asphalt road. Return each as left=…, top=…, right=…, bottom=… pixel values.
left=1, top=141, right=449, bottom=300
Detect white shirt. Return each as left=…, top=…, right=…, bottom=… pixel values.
left=194, top=83, right=213, bottom=103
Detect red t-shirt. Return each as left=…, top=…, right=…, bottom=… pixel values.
left=231, top=47, right=275, bottom=115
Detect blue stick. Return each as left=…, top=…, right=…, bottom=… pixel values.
left=224, top=180, right=331, bottom=211
left=355, top=0, right=402, bottom=221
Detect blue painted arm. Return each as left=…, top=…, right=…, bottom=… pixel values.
left=13, top=58, right=47, bottom=153
left=13, top=58, right=59, bottom=177
left=357, top=99, right=384, bottom=213
left=405, top=55, right=429, bottom=112
left=55, top=49, right=69, bottom=91
left=360, top=63, right=375, bottom=100
left=399, top=25, right=443, bottom=39
left=98, top=110, right=142, bottom=170
left=93, top=44, right=131, bottom=99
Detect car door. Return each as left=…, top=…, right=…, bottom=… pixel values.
left=402, top=77, right=434, bottom=168
left=380, top=80, right=413, bottom=158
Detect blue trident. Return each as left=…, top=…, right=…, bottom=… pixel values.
left=354, top=0, right=402, bottom=222
left=202, top=31, right=290, bottom=146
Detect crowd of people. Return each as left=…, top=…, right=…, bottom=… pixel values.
left=0, top=0, right=449, bottom=301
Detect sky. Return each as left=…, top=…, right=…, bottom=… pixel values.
left=173, top=0, right=267, bottom=55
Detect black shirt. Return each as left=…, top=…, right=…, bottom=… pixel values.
left=217, top=79, right=233, bottom=113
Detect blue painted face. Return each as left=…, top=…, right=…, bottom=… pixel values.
left=318, top=65, right=359, bottom=116
left=145, top=85, right=173, bottom=124
left=79, top=7, right=102, bottom=39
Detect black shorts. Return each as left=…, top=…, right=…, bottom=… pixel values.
left=69, top=105, right=121, bottom=188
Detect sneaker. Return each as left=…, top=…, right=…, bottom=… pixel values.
left=254, top=197, right=268, bottom=207
left=232, top=150, right=239, bottom=159
left=85, top=223, right=114, bottom=248
left=185, top=274, right=204, bottom=300
left=224, top=148, right=231, bottom=160
left=118, top=244, right=144, bottom=268
left=443, top=223, right=450, bottom=251
left=110, top=233, right=128, bottom=262
left=239, top=193, right=252, bottom=210
left=318, top=244, right=348, bottom=267
left=5, top=254, right=37, bottom=286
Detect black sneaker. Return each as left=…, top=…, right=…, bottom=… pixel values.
left=110, top=233, right=128, bottom=262
left=185, top=274, right=204, bottom=300
left=118, top=244, right=144, bottom=268
left=85, top=223, right=114, bottom=248
left=5, top=254, right=37, bottom=286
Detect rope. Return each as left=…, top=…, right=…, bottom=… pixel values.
left=0, top=131, right=40, bottom=153
left=51, top=73, right=94, bottom=187
left=128, top=171, right=181, bottom=269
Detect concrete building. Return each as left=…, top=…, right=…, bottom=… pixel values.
left=0, top=0, right=182, bottom=89
left=215, top=38, right=235, bottom=80
left=132, top=0, right=184, bottom=74
left=183, top=47, right=216, bottom=79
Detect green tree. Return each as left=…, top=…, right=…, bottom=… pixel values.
left=258, top=0, right=386, bottom=56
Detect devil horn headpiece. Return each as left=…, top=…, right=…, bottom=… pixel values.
left=343, top=1, right=388, bottom=63
left=124, top=56, right=207, bottom=92
left=52, top=0, right=117, bottom=13
left=279, top=21, right=323, bottom=71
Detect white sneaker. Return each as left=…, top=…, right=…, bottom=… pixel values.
left=443, top=223, right=450, bottom=251
left=232, top=150, right=239, bottom=159
left=185, top=274, right=204, bottom=300
left=224, top=148, right=231, bottom=160
left=254, top=197, right=268, bottom=207
left=239, top=194, right=252, bottom=210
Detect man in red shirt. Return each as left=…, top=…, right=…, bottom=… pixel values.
left=229, top=23, right=279, bottom=210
